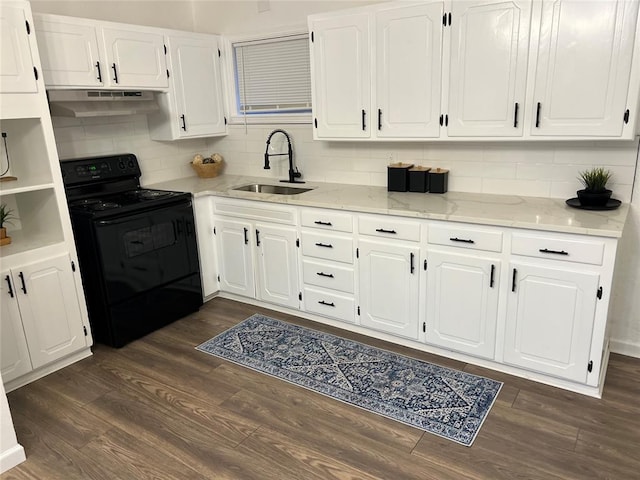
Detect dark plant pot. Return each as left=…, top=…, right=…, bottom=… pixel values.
left=577, top=189, right=612, bottom=207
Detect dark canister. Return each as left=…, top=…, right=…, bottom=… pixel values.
left=408, top=166, right=431, bottom=192
left=428, top=168, right=449, bottom=193
left=387, top=162, right=414, bottom=192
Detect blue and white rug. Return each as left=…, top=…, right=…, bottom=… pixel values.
left=196, top=314, right=502, bottom=446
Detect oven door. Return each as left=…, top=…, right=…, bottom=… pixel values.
left=93, top=200, right=200, bottom=305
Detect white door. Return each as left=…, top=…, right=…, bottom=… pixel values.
left=101, top=27, right=168, bottom=89
left=215, top=218, right=255, bottom=298
left=358, top=239, right=420, bottom=339
left=255, top=224, right=299, bottom=309
left=169, top=35, right=226, bottom=137
left=530, top=0, right=639, bottom=136
left=426, top=250, right=500, bottom=359
left=0, top=270, right=33, bottom=382
left=375, top=2, right=443, bottom=138
left=34, top=16, right=103, bottom=87
left=447, top=0, right=531, bottom=136
left=310, top=13, right=371, bottom=138
left=0, top=4, right=37, bottom=93
left=15, top=255, right=87, bottom=370
left=504, top=261, right=599, bottom=382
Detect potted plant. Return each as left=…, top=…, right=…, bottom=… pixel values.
left=0, top=203, right=17, bottom=246
left=577, top=167, right=612, bottom=207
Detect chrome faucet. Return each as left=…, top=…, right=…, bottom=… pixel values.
left=264, top=129, right=304, bottom=184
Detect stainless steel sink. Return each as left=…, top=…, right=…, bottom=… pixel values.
left=233, top=183, right=313, bottom=195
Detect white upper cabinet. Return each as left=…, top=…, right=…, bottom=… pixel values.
left=34, top=15, right=103, bottom=87
left=376, top=2, right=443, bottom=138
left=309, top=0, right=640, bottom=140
left=530, top=0, right=639, bottom=136
left=309, top=12, right=371, bottom=138
left=0, top=3, right=37, bottom=93
left=101, top=26, right=168, bottom=89
left=33, top=14, right=168, bottom=90
left=149, top=33, right=227, bottom=140
left=446, top=0, right=532, bottom=137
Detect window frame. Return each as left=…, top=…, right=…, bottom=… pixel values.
left=222, top=29, right=313, bottom=125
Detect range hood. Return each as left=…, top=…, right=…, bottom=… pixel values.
left=47, top=90, right=160, bottom=118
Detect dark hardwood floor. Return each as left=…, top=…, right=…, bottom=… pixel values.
left=3, top=297, right=640, bottom=480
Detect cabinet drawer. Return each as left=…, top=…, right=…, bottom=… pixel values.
left=358, top=215, right=420, bottom=241
left=302, top=259, right=354, bottom=294
left=301, top=208, right=353, bottom=232
left=301, top=231, right=354, bottom=264
left=214, top=199, right=296, bottom=225
left=304, top=287, right=355, bottom=323
left=511, top=233, right=605, bottom=265
left=428, top=224, right=503, bottom=252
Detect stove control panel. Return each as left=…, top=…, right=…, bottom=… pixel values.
left=61, top=153, right=141, bottom=186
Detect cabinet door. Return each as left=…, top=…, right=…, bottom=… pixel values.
left=34, top=15, right=103, bottom=87
left=358, top=239, right=419, bottom=339
left=215, top=218, right=255, bottom=298
left=504, top=261, right=599, bottom=382
left=193, top=196, right=218, bottom=298
left=255, top=224, right=299, bottom=309
left=15, top=255, right=87, bottom=370
left=375, top=2, right=443, bottom=138
left=310, top=13, right=371, bottom=138
left=447, top=0, right=531, bottom=136
left=426, top=250, right=500, bottom=359
left=531, top=0, right=639, bottom=136
left=169, top=35, right=226, bottom=137
left=101, top=27, right=168, bottom=89
left=0, top=4, right=37, bottom=93
left=0, top=270, right=33, bottom=383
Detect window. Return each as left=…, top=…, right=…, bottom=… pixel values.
left=231, top=33, right=312, bottom=123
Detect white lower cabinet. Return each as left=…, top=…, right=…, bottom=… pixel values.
left=255, top=224, right=299, bottom=309
left=504, top=261, right=600, bottom=383
left=358, top=238, right=420, bottom=339
left=204, top=198, right=618, bottom=396
left=214, top=200, right=299, bottom=310
left=215, top=218, right=255, bottom=298
left=425, top=249, right=500, bottom=359
left=1, top=254, right=89, bottom=383
left=193, top=196, right=219, bottom=298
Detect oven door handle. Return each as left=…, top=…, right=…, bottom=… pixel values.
left=94, top=201, right=192, bottom=226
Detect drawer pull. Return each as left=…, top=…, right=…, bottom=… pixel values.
left=450, top=237, right=475, bottom=244
left=315, top=242, right=333, bottom=248
left=511, top=268, right=517, bottom=292
left=243, top=227, right=248, bottom=245
left=314, top=220, right=333, bottom=226
left=375, top=228, right=397, bottom=234
left=316, top=272, right=334, bottom=278
left=539, top=248, right=568, bottom=256
left=410, top=252, right=415, bottom=274
left=490, top=264, right=495, bottom=288
left=18, top=271, right=27, bottom=294
left=318, top=300, right=335, bottom=307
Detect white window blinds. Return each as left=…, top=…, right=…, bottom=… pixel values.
left=234, top=34, right=311, bottom=114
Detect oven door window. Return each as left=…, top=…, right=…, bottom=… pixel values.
left=94, top=202, right=199, bottom=304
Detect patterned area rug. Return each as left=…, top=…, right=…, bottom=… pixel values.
left=196, top=314, right=502, bottom=446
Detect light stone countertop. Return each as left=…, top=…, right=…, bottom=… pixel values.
left=149, top=174, right=630, bottom=238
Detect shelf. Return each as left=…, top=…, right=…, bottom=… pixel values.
left=0, top=181, right=56, bottom=195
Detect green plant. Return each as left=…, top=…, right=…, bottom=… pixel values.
left=0, top=204, right=17, bottom=228
left=578, top=167, right=612, bottom=192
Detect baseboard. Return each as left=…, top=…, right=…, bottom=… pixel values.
left=610, top=339, right=640, bottom=358
left=0, top=444, right=26, bottom=474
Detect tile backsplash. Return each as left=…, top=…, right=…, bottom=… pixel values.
left=52, top=115, right=639, bottom=202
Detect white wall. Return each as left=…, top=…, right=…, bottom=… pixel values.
left=31, top=0, right=640, bottom=357
left=0, top=374, right=25, bottom=473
